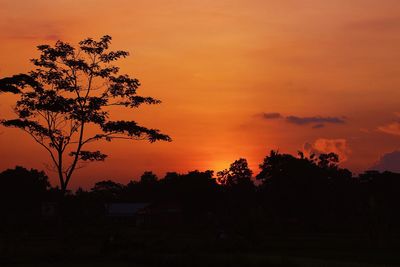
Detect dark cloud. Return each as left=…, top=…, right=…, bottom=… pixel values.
left=262, top=112, right=282, bottom=119
left=259, top=112, right=346, bottom=129
left=286, top=116, right=345, bottom=125
left=312, top=124, right=325, bottom=129
left=370, top=150, right=400, bottom=173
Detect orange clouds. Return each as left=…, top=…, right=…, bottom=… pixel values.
left=378, top=122, right=400, bottom=136
left=304, top=138, right=351, bottom=162
left=377, top=113, right=400, bottom=136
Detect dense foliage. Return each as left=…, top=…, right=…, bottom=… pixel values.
left=2, top=151, right=399, bottom=238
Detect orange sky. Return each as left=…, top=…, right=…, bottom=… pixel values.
left=1, top=0, right=400, bottom=188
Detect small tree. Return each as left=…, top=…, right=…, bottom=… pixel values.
left=217, top=158, right=253, bottom=187
left=0, top=166, right=50, bottom=201
left=0, top=35, right=171, bottom=194
left=140, top=171, right=158, bottom=185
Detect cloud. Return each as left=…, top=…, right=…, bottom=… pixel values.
left=6, top=33, right=62, bottom=41
left=259, top=112, right=346, bottom=129
left=261, top=112, right=282, bottom=119
left=304, top=138, right=350, bottom=162
left=370, top=150, right=400, bottom=173
left=347, top=17, right=400, bottom=32
left=377, top=121, right=400, bottom=136
left=312, top=124, right=325, bottom=129
left=286, top=116, right=345, bottom=125
left=0, top=17, right=64, bottom=42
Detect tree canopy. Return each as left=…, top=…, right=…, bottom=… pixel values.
left=217, top=158, right=253, bottom=187
left=0, top=35, right=171, bottom=194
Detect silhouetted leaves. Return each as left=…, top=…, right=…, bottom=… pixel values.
left=140, top=171, right=158, bottom=184
left=0, top=74, right=40, bottom=94
left=217, top=158, right=253, bottom=187
left=69, top=150, right=108, bottom=161
left=0, top=35, right=171, bottom=193
left=101, top=121, right=172, bottom=142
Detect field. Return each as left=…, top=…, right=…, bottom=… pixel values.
left=1, top=223, right=400, bottom=267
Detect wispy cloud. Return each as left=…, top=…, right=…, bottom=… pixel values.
left=259, top=112, right=346, bottom=129
left=377, top=121, right=400, bottom=136
left=0, top=17, right=65, bottom=42
left=261, top=112, right=282, bottom=119
left=286, top=116, right=345, bottom=125
left=312, top=124, right=325, bottom=129
left=347, top=17, right=400, bottom=32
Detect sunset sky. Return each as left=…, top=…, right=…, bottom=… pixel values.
left=1, top=0, right=400, bottom=189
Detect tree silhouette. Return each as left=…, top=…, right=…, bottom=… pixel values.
left=0, top=166, right=50, bottom=199
left=0, top=166, right=50, bottom=220
left=256, top=150, right=354, bottom=230
left=91, top=180, right=125, bottom=201
left=217, top=158, right=253, bottom=187
left=216, top=159, right=255, bottom=232
left=0, top=35, right=171, bottom=194
left=140, top=171, right=158, bottom=185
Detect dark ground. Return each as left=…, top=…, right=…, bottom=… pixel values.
left=1, top=222, right=400, bottom=267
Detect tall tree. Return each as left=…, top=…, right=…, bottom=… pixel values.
left=0, top=35, right=171, bottom=194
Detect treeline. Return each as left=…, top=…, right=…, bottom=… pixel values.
left=1, top=150, right=400, bottom=235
